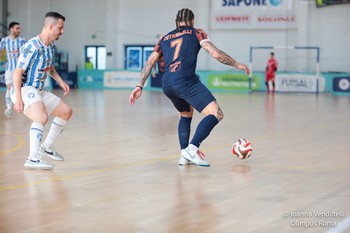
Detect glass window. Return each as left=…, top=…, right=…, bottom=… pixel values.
left=125, top=45, right=155, bottom=71
left=85, top=46, right=106, bottom=69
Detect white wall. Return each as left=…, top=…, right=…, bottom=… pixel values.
left=6, top=0, right=350, bottom=73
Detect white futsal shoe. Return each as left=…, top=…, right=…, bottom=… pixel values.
left=40, top=145, right=64, bottom=161
left=181, top=146, right=210, bottom=167
left=179, top=149, right=207, bottom=166
left=179, top=154, right=192, bottom=166
left=24, top=156, right=54, bottom=170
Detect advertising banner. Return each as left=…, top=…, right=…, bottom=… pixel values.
left=208, top=73, right=259, bottom=91
left=276, top=74, right=325, bottom=92
left=210, top=0, right=296, bottom=29
left=104, top=71, right=142, bottom=88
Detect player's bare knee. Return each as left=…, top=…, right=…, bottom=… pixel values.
left=216, top=108, right=224, bottom=122
left=56, top=101, right=73, bottom=119
left=216, top=112, right=224, bottom=122
left=36, top=114, right=49, bottom=125
left=67, top=106, right=73, bottom=118
left=61, top=106, right=73, bottom=120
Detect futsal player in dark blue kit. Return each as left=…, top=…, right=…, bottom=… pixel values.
left=151, top=55, right=165, bottom=87
left=129, top=8, right=250, bottom=167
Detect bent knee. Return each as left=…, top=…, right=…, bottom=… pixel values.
left=64, top=107, right=73, bottom=119
left=219, top=112, right=224, bottom=121
left=67, top=107, right=73, bottom=117
left=58, top=105, right=73, bottom=120
left=36, top=114, right=49, bottom=125
left=214, top=108, right=224, bottom=122
left=216, top=111, right=224, bottom=122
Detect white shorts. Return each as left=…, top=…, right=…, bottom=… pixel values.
left=5, top=70, right=14, bottom=85
left=10, top=86, right=61, bottom=114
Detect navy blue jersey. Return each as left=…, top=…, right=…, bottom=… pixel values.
left=154, top=26, right=209, bottom=87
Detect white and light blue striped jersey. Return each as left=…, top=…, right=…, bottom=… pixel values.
left=17, top=36, right=56, bottom=90
left=0, top=35, right=26, bottom=71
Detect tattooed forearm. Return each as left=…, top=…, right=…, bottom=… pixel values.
left=217, top=51, right=237, bottom=66
left=202, top=41, right=237, bottom=67
left=138, top=61, right=154, bottom=86
left=201, top=41, right=214, bottom=56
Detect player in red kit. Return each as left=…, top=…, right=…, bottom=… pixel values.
left=265, top=52, right=278, bottom=92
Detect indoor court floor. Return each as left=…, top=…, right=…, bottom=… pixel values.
left=1, top=89, right=350, bottom=233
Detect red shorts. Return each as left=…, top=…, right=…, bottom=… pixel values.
left=265, top=73, right=275, bottom=82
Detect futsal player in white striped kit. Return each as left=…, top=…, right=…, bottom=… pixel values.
left=0, top=22, right=26, bottom=118
left=11, top=12, right=73, bottom=170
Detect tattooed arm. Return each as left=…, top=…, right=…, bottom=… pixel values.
left=137, top=52, right=160, bottom=87
left=201, top=40, right=250, bottom=75
left=129, top=51, right=160, bottom=105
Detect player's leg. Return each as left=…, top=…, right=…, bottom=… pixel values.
left=265, top=81, right=270, bottom=92
left=189, top=100, right=222, bottom=149
left=181, top=82, right=219, bottom=167
left=163, top=85, right=194, bottom=165
left=178, top=107, right=194, bottom=165
left=265, top=73, right=271, bottom=92
left=17, top=87, right=53, bottom=169
left=4, top=71, right=14, bottom=118
left=40, top=93, right=73, bottom=161
left=178, top=107, right=193, bottom=149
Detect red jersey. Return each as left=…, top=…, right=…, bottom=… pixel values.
left=266, top=58, right=278, bottom=81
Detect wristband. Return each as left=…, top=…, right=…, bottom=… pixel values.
left=136, top=85, right=143, bottom=90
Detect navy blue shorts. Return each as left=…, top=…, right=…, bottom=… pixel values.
left=163, top=80, right=216, bottom=113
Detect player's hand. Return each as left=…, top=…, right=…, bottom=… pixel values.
left=129, top=87, right=142, bottom=106
left=14, top=98, right=24, bottom=113
left=58, top=80, right=70, bottom=96
left=235, top=63, right=250, bottom=76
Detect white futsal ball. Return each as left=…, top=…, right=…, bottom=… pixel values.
left=232, top=138, right=253, bottom=159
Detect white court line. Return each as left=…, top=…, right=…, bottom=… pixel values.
left=325, top=216, right=350, bottom=233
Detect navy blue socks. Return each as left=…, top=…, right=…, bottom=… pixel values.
left=190, top=114, right=219, bottom=148
left=178, top=116, right=192, bottom=150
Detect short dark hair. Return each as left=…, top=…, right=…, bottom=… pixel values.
left=175, top=8, right=194, bottom=27
left=8, top=22, right=19, bottom=30
left=45, top=12, right=65, bottom=22
left=270, top=52, right=275, bottom=56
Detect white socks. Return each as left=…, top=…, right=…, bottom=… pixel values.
left=28, top=118, right=67, bottom=160
left=42, top=117, right=67, bottom=149
left=5, top=89, right=12, bottom=110
left=29, top=122, right=44, bottom=160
